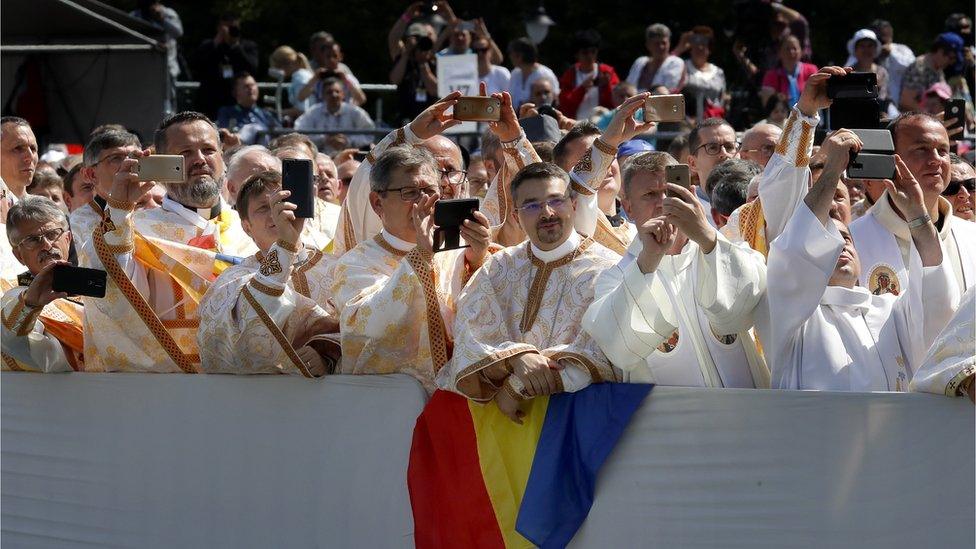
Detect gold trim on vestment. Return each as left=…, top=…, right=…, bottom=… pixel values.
left=241, top=286, right=314, bottom=378
left=249, top=278, right=285, bottom=297
left=1, top=353, right=27, bottom=371
left=520, top=238, right=594, bottom=333
left=291, top=249, right=323, bottom=298
left=946, top=365, right=976, bottom=397
left=405, top=247, right=450, bottom=373
left=455, top=344, right=538, bottom=402
left=373, top=234, right=409, bottom=258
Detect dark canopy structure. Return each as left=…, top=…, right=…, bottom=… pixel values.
left=1, top=0, right=169, bottom=146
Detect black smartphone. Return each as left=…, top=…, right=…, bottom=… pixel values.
left=52, top=265, right=107, bottom=298
left=433, top=198, right=479, bottom=251
left=281, top=158, right=315, bottom=218
left=826, top=72, right=878, bottom=100
left=665, top=164, right=691, bottom=198
left=945, top=98, right=965, bottom=136
left=847, top=153, right=896, bottom=180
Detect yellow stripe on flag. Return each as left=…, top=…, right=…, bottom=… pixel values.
left=468, top=397, right=549, bottom=549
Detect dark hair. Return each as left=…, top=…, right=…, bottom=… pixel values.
left=234, top=71, right=254, bottom=84
left=508, top=38, right=538, bottom=64
left=309, top=31, right=336, bottom=49
left=667, top=135, right=689, bottom=158
left=320, top=77, right=343, bottom=91
left=553, top=121, right=601, bottom=169
left=237, top=171, right=282, bottom=221
left=573, top=29, right=602, bottom=52
left=887, top=111, right=942, bottom=149
left=707, top=158, right=761, bottom=208
left=88, top=123, right=128, bottom=139
left=690, top=25, right=715, bottom=47
left=154, top=111, right=218, bottom=154
left=0, top=116, right=30, bottom=128
left=687, top=117, right=733, bottom=153
left=27, top=165, right=63, bottom=193
left=931, top=34, right=960, bottom=54
left=510, top=161, right=571, bottom=204
left=84, top=129, right=141, bottom=166
left=532, top=141, right=555, bottom=163
left=944, top=13, right=970, bottom=34
left=949, top=152, right=972, bottom=167
left=763, top=94, right=789, bottom=118
left=62, top=163, right=85, bottom=197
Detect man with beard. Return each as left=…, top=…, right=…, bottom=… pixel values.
left=2, top=197, right=84, bottom=372
left=81, top=112, right=255, bottom=373
left=446, top=161, right=620, bottom=422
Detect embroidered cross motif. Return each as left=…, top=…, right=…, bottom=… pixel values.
left=260, top=250, right=283, bottom=277
left=573, top=149, right=593, bottom=173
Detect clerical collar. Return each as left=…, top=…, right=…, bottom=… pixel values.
left=530, top=231, right=582, bottom=263
left=380, top=229, right=415, bottom=252
left=821, top=285, right=873, bottom=312
left=92, top=195, right=107, bottom=212
left=164, top=196, right=222, bottom=220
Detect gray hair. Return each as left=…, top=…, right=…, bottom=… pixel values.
left=227, top=145, right=281, bottom=179
left=646, top=23, right=671, bottom=40
left=480, top=128, right=502, bottom=166
left=6, top=195, right=69, bottom=244
left=370, top=146, right=438, bottom=192
left=622, top=151, right=678, bottom=196
left=708, top=159, right=762, bottom=216
left=83, top=129, right=141, bottom=166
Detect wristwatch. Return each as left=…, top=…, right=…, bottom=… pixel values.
left=907, top=213, right=931, bottom=229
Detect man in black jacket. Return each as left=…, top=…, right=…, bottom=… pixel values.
left=192, top=13, right=259, bottom=119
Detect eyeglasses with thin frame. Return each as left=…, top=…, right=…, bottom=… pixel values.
left=741, top=144, right=776, bottom=157
left=942, top=177, right=975, bottom=196
left=92, top=152, right=129, bottom=168
left=440, top=169, right=467, bottom=186
left=381, top=186, right=439, bottom=202
left=15, top=227, right=66, bottom=251
left=695, top=141, right=739, bottom=156
left=517, top=196, right=571, bottom=216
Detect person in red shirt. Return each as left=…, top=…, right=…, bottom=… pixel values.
left=760, top=35, right=817, bottom=108
left=558, top=30, right=620, bottom=120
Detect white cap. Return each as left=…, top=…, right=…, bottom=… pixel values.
left=847, top=29, right=882, bottom=58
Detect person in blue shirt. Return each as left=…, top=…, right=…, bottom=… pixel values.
left=216, top=72, right=278, bottom=143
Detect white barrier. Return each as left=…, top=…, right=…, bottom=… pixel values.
left=2, top=374, right=972, bottom=548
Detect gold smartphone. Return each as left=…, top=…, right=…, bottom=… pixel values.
left=136, top=155, right=185, bottom=182
left=644, top=94, right=686, bottom=123
left=453, top=96, right=502, bottom=122
left=665, top=164, right=691, bottom=198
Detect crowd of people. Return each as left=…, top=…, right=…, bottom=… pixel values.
left=1, top=2, right=974, bottom=413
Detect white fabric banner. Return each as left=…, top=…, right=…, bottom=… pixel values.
left=2, top=375, right=972, bottom=548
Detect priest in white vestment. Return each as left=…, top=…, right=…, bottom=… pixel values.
left=910, top=286, right=975, bottom=401
left=80, top=112, right=257, bottom=373
left=765, top=128, right=959, bottom=391
left=330, top=146, right=492, bottom=393
left=446, top=161, right=620, bottom=423
left=2, top=197, right=84, bottom=372
left=198, top=171, right=339, bottom=376
left=583, top=152, right=769, bottom=388
left=334, top=91, right=469, bottom=255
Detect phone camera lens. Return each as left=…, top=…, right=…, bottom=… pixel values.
left=486, top=106, right=494, bottom=113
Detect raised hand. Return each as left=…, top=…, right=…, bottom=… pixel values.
left=602, top=92, right=655, bottom=147
left=884, top=155, right=928, bottom=220
left=635, top=216, right=676, bottom=274
left=22, top=261, right=69, bottom=308
left=409, top=91, right=463, bottom=140
left=461, top=210, right=491, bottom=267
left=411, top=192, right=440, bottom=255
left=109, top=149, right=156, bottom=206
left=271, top=190, right=305, bottom=250
left=663, top=183, right=717, bottom=254
left=481, top=82, right=521, bottom=142
left=819, top=129, right=863, bottom=176
left=796, top=66, right=852, bottom=117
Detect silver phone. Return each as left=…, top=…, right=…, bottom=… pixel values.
left=137, top=155, right=185, bottom=182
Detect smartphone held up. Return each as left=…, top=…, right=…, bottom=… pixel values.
left=136, top=155, right=185, bottom=183
left=282, top=158, right=316, bottom=218
left=452, top=96, right=501, bottom=122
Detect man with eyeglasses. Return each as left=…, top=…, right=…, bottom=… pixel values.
left=2, top=196, right=84, bottom=372
left=330, top=146, right=491, bottom=393
left=81, top=111, right=256, bottom=374
left=739, top=123, right=782, bottom=168
left=686, top=118, right=739, bottom=228
left=69, top=129, right=142, bottom=256
left=583, top=151, right=769, bottom=389
left=473, top=34, right=509, bottom=96
left=446, top=161, right=620, bottom=423
left=945, top=153, right=974, bottom=222
left=335, top=91, right=468, bottom=255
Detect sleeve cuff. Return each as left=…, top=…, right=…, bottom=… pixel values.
left=622, top=260, right=676, bottom=336
left=255, top=242, right=299, bottom=289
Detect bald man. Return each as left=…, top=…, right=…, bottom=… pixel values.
left=223, top=145, right=281, bottom=205
left=335, top=92, right=467, bottom=255
left=739, top=123, right=782, bottom=168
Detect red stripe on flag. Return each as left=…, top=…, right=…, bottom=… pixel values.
left=408, top=391, right=506, bottom=549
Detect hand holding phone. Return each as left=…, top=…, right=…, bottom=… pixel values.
left=644, top=95, right=686, bottom=123
left=51, top=264, right=108, bottom=299
left=945, top=98, right=965, bottom=139
left=665, top=164, right=691, bottom=198
left=433, top=198, right=479, bottom=251
left=281, top=158, right=315, bottom=218
left=453, top=96, right=501, bottom=122
left=137, top=155, right=184, bottom=183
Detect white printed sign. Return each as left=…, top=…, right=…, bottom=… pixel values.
left=437, top=53, right=478, bottom=134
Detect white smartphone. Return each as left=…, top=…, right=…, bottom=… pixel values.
left=137, top=155, right=185, bottom=182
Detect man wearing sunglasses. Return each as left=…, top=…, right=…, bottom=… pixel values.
left=2, top=197, right=84, bottom=372
left=945, top=154, right=974, bottom=222
left=447, top=161, right=620, bottom=423
left=331, top=146, right=490, bottom=393
left=335, top=91, right=468, bottom=255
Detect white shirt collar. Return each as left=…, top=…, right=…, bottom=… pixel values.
left=162, top=195, right=223, bottom=223
left=380, top=229, right=415, bottom=252
left=530, top=231, right=581, bottom=263
left=821, top=285, right=873, bottom=312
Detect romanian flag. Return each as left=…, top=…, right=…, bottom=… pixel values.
left=408, top=383, right=652, bottom=548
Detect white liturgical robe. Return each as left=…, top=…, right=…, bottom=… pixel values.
left=1, top=286, right=82, bottom=372
left=583, top=233, right=769, bottom=388
left=330, top=230, right=469, bottom=392
left=765, top=202, right=959, bottom=391
left=910, top=286, right=975, bottom=397
left=447, top=232, right=621, bottom=402
left=198, top=242, right=338, bottom=376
